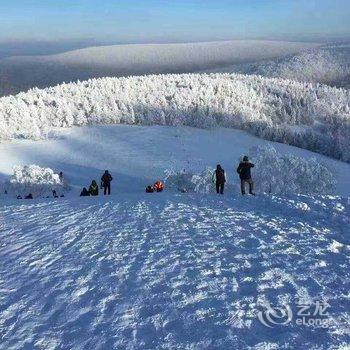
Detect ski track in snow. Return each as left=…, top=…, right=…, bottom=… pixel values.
left=0, top=194, right=349, bottom=349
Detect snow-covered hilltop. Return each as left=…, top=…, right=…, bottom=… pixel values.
left=1, top=72, right=349, bottom=161
left=215, top=45, right=350, bottom=88
left=0, top=40, right=318, bottom=96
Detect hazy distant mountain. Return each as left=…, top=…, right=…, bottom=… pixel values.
left=0, top=40, right=318, bottom=96
left=206, top=44, right=350, bottom=88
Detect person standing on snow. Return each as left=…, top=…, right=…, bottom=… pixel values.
left=213, top=164, right=226, bottom=194
left=101, top=170, right=113, bottom=195
left=236, top=156, right=255, bottom=195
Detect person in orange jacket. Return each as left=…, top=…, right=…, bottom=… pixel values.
left=153, top=180, right=165, bottom=192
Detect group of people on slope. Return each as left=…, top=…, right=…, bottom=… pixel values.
left=213, top=156, right=255, bottom=195
left=79, top=156, right=255, bottom=197
left=7, top=157, right=255, bottom=200
left=80, top=170, right=113, bottom=197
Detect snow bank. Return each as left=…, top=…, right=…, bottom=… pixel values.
left=250, top=146, right=336, bottom=195
left=1, top=165, right=66, bottom=197
left=0, top=72, right=349, bottom=162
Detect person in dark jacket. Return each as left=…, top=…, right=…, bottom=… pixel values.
left=80, top=187, right=90, bottom=197
left=213, top=164, right=226, bottom=194
left=101, top=170, right=113, bottom=195
left=237, top=156, right=255, bottom=195
left=145, top=185, right=154, bottom=193
left=89, top=180, right=99, bottom=196
left=25, top=193, right=33, bottom=199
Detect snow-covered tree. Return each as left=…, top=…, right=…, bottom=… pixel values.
left=1, top=165, right=68, bottom=197
left=249, top=145, right=336, bottom=195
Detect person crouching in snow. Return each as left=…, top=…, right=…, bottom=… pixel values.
left=89, top=180, right=99, bottom=196
left=213, top=164, right=226, bottom=194
left=237, top=156, right=255, bottom=195
left=145, top=185, right=154, bottom=193
left=153, top=180, right=165, bottom=192
left=101, top=170, right=113, bottom=195
left=80, top=187, right=90, bottom=197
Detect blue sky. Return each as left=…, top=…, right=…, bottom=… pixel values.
left=0, top=0, right=349, bottom=43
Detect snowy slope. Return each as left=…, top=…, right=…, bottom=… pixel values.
left=0, top=125, right=349, bottom=196
left=1, top=187, right=349, bottom=349
left=0, top=40, right=319, bottom=96
left=0, top=125, right=349, bottom=349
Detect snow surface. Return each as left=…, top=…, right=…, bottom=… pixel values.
left=0, top=125, right=349, bottom=349
left=0, top=40, right=318, bottom=96
left=1, top=185, right=349, bottom=349
left=0, top=125, right=349, bottom=197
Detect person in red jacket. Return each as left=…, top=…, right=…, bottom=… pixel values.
left=153, top=180, right=165, bottom=192
left=101, top=170, right=113, bottom=195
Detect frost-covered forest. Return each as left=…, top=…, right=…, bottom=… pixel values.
left=1, top=72, right=349, bottom=161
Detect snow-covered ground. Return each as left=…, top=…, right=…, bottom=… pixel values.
left=0, top=125, right=349, bottom=349
left=0, top=125, right=349, bottom=196
left=1, top=185, right=349, bottom=349
left=0, top=40, right=318, bottom=96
